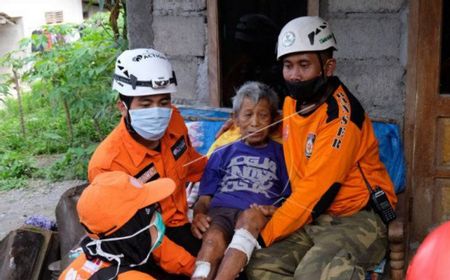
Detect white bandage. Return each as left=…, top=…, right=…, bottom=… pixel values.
left=192, top=261, right=211, bottom=278
left=226, top=228, right=261, bottom=264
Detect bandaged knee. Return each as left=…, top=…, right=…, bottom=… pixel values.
left=192, top=261, right=211, bottom=278
left=227, top=228, right=261, bottom=264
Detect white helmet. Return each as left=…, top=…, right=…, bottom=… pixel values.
left=277, top=16, right=337, bottom=60
left=112, top=48, right=177, bottom=96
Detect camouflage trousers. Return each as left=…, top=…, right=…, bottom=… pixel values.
left=246, top=209, right=387, bottom=280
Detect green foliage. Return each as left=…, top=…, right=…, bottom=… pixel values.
left=0, top=178, right=27, bottom=191
left=0, top=45, right=32, bottom=137
left=0, top=11, right=126, bottom=186
left=0, top=73, right=11, bottom=103
left=25, top=13, right=125, bottom=143
left=0, top=152, right=36, bottom=178
left=46, top=144, right=98, bottom=181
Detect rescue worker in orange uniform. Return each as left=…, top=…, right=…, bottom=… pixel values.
left=215, top=16, right=397, bottom=280
left=87, top=48, right=207, bottom=278
left=241, top=16, right=398, bottom=280
left=59, top=171, right=188, bottom=279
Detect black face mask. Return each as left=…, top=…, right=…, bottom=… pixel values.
left=285, top=75, right=328, bottom=105
left=82, top=206, right=155, bottom=267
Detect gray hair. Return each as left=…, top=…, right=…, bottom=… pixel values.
left=232, top=81, right=279, bottom=118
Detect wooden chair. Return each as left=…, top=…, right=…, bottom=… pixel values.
left=389, top=218, right=405, bottom=279
left=371, top=120, right=406, bottom=280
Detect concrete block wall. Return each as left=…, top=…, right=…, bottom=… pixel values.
left=152, top=0, right=208, bottom=105
left=321, top=0, right=408, bottom=125
left=144, top=0, right=409, bottom=123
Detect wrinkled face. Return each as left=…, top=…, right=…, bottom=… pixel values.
left=282, top=52, right=322, bottom=82
left=235, top=97, right=272, bottom=146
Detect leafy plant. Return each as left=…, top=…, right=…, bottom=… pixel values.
left=0, top=73, right=11, bottom=104
left=0, top=151, right=36, bottom=180
left=46, top=144, right=98, bottom=180
left=0, top=10, right=126, bottom=184
left=24, top=14, right=126, bottom=144
left=0, top=178, right=28, bottom=191
left=0, top=47, right=33, bottom=137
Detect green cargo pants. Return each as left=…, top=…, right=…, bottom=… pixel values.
left=246, top=209, right=387, bottom=280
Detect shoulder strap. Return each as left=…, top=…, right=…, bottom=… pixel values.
left=357, top=162, right=374, bottom=194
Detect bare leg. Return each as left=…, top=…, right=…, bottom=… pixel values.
left=215, top=208, right=268, bottom=280
left=215, top=248, right=247, bottom=280
left=192, top=225, right=228, bottom=280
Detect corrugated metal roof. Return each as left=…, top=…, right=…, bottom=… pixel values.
left=0, top=12, right=16, bottom=25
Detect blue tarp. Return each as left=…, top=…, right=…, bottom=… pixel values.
left=179, top=107, right=406, bottom=194
left=372, top=121, right=406, bottom=193
left=179, top=107, right=230, bottom=155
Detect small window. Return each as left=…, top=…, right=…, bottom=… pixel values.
left=45, top=11, right=64, bottom=24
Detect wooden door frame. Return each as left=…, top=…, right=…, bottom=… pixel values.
left=206, top=0, right=220, bottom=106
left=403, top=0, right=420, bottom=258
left=206, top=0, right=319, bottom=107
left=404, top=0, right=448, bottom=257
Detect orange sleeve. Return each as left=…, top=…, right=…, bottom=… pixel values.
left=151, top=235, right=195, bottom=276
left=185, top=140, right=207, bottom=183
left=87, top=142, right=120, bottom=183
left=186, top=149, right=207, bottom=182
left=87, top=166, right=109, bottom=183
left=261, top=119, right=361, bottom=246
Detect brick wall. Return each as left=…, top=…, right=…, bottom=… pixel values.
left=129, top=0, right=409, bottom=127
left=322, top=0, right=408, bottom=125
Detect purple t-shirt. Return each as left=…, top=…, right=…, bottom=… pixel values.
left=199, top=139, right=291, bottom=210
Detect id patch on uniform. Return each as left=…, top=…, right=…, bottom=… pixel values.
left=171, top=136, right=187, bottom=160
left=135, top=162, right=160, bottom=183
left=305, top=133, right=316, bottom=159
left=81, top=258, right=102, bottom=274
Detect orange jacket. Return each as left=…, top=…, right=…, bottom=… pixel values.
left=59, top=244, right=195, bottom=280
left=59, top=254, right=154, bottom=280
left=261, top=82, right=397, bottom=246
left=88, top=105, right=206, bottom=271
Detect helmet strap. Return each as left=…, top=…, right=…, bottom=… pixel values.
left=317, top=52, right=326, bottom=79
left=121, top=101, right=137, bottom=136
left=113, top=71, right=177, bottom=90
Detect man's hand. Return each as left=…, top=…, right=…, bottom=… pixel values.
left=250, top=204, right=277, bottom=217
left=191, top=213, right=211, bottom=239
left=191, top=195, right=212, bottom=239
left=236, top=207, right=270, bottom=233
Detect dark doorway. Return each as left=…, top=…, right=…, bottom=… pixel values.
left=217, top=0, right=308, bottom=107
left=440, top=0, right=450, bottom=94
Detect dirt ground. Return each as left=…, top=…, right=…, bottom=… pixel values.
left=0, top=179, right=85, bottom=240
